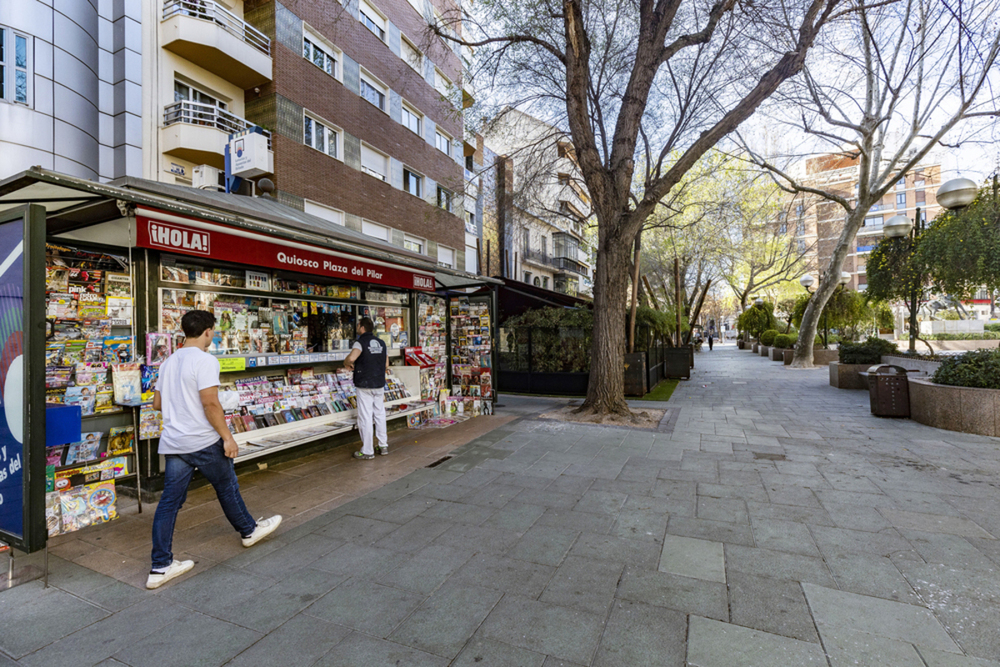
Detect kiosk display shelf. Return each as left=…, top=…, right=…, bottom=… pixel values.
left=43, top=243, right=142, bottom=537
left=449, top=296, right=493, bottom=400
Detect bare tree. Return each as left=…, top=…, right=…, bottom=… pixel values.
left=435, top=0, right=843, bottom=416
left=742, top=0, right=1000, bottom=367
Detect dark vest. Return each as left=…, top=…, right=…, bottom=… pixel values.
left=353, top=332, right=387, bottom=389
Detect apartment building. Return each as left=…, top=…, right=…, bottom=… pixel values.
left=144, top=0, right=473, bottom=268
left=483, top=109, right=592, bottom=296
left=0, top=1, right=142, bottom=181
left=782, top=153, right=942, bottom=292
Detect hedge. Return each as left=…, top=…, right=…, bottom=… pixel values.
left=773, top=334, right=795, bottom=349
left=759, top=329, right=779, bottom=346
left=838, top=337, right=898, bottom=364
left=932, top=349, right=1000, bottom=389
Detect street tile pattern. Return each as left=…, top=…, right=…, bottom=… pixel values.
left=2, top=345, right=1000, bottom=666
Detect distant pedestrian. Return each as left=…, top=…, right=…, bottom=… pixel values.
left=344, top=316, right=389, bottom=460
left=707, top=328, right=715, bottom=351
left=148, top=310, right=281, bottom=589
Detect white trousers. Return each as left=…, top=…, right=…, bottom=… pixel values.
left=356, top=387, right=387, bottom=455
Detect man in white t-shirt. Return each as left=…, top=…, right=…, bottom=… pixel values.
left=147, top=310, right=281, bottom=589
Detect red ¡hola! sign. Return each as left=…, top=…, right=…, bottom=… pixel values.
left=136, top=213, right=436, bottom=292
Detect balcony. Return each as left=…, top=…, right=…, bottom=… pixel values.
left=523, top=248, right=557, bottom=269
left=161, top=0, right=272, bottom=88
left=161, top=101, right=273, bottom=170
left=554, top=256, right=589, bottom=277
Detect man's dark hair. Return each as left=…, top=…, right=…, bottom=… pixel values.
left=358, top=317, right=375, bottom=333
left=181, top=310, right=216, bottom=338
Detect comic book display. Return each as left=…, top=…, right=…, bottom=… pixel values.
left=45, top=245, right=134, bottom=412
left=449, top=297, right=493, bottom=399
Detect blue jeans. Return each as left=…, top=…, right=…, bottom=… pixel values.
left=151, top=439, right=256, bottom=569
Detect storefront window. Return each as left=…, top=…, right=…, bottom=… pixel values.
left=360, top=306, right=409, bottom=348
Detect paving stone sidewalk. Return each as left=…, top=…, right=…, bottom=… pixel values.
left=3, top=343, right=1000, bottom=666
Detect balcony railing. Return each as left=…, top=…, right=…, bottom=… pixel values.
left=163, top=0, right=270, bottom=56
left=554, top=256, right=588, bottom=276
left=523, top=249, right=557, bottom=268
left=163, top=101, right=271, bottom=148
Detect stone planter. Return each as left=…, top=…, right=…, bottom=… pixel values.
left=759, top=345, right=771, bottom=357
left=908, top=378, right=1000, bottom=437
left=829, top=361, right=871, bottom=389
left=784, top=349, right=794, bottom=365
left=770, top=347, right=786, bottom=361
left=737, top=340, right=745, bottom=350
left=752, top=343, right=760, bottom=353
left=813, top=349, right=838, bottom=365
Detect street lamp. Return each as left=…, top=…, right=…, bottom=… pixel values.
left=754, top=297, right=763, bottom=306
left=881, top=176, right=977, bottom=352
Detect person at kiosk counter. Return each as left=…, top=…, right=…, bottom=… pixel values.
left=147, top=310, right=282, bottom=589
left=344, top=316, right=390, bottom=460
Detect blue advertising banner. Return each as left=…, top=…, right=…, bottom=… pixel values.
left=0, top=204, right=45, bottom=552
left=0, top=217, right=25, bottom=540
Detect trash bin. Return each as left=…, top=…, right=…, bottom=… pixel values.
left=866, top=365, right=911, bottom=417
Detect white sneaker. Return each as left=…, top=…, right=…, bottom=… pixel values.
left=146, top=559, right=194, bottom=589
left=241, top=515, right=282, bottom=547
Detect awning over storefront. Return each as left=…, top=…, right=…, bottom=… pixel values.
left=0, top=167, right=499, bottom=292
left=495, top=276, right=590, bottom=323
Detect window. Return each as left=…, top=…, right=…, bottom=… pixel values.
left=896, top=177, right=906, bottom=190
left=359, top=0, right=386, bottom=41
left=435, top=131, right=451, bottom=156
left=302, top=32, right=338, bottom=77
left=915, top=179, right=925, bottom=189
left=916, top=189, right=926, bottom=203
left=864, top=215, right=883, bottom=228
left=540, top=236, right=547, bottom=255
left=362, top=219, right=389, bottom=240
left=896, top=193, right=906, bottom=208
left=436, top=185, right=453, bottom=212
left=542, top=276, right=549, bottom=289
left=304, top=200, right=345, bottom=226
left=404, top=235, right=425, bottom=254
left=796, top=221, right=805, bottom=236
left=465, top=154, right=474, bottom=171
left=174, top=80, right=226, bottom=109
left=360, top=143, right=388, bottom=181
left=303, top=114, right=339, bottom=158
left=465, top=211, right=476, bottom=234
left=523, top=271, right=531, bottom=284
left=403, top=168, right=422, bottom=196
left=0, top=28, right=29, bottom=104
left=438, top=245, right=455, bottom=268
left=797, top=239, right=806, bottom=253
left=434, top=68, right=451, bottom=97
left=533, top=276, right=541, bottom=287
left=779, top=222, right=787, bottom=234
left=401, top=36, right=422, bottom=72
left=401, top=103, right=421, bottom=135
left=465, top=232, right=478, bottom=273
left=522, top=228, right=530, bottom=252
left=796, top=203, right=804, bottom=218
left=360, top=72, right=387, bottom=111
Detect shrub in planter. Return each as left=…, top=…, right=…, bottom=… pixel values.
left=773, top=334, right=795, bottom=349
left=838, top=337, right=898, bottom=365
left=759, top=329, right=779, bottom=346
left=932, top=349, right=1000, bottom=389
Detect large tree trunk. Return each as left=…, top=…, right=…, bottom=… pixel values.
left=580, top=235, right=632, bottom=416
left=791, top=208, right=865, bottom=367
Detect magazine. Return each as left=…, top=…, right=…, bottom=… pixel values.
left=111, top=363, right=142, bottom=404
left=105, top=272, right=132, bottom=297
left=103, top=336, right=133, bottom=363
left=65, top=386, right=96, bottom=416
left=77, top=292, right=106, bottom=319
left=46, top=267, right=70, bottom=292
left=63, top=431, right=104, bottom=465
left=47, top=293, right=77, bottom=319
left=139, top=405, right=163, bottom=439
left=106, top=296, right=133, bottom=325
left=145, top=332, right=172, bottom=365
left=46, top=492, right=63, bottom=536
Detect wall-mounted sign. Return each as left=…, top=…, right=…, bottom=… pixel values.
left=136, top=212, right=436, bottom=292
left=229, top=130, right=270, bottom=178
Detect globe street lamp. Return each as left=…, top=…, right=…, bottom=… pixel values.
left=754, top=297, right=763, bottom=306
left=882, top=177, right=977, bottom=352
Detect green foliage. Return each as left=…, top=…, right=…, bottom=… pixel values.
left=923, top=332, right=1000, bottom=341
left=773, top=333, right=795, bottom=349
left=737, top=302, right=778, bottom=339
left=920, top=185, right=1000, bottom=297
left=838, top=337, right=899, bottom=364
left=759, top=329, right=779, bottom=346
left=791, top=289, right=891, bottom=340
left=866, top=234, right=925, bottom=303
left=985, top=323, right=1000, bottom=333
left=932, top=349, right=1000, bottom=389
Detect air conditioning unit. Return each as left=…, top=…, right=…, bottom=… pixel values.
left=193, top=165, right=223, bottom=191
